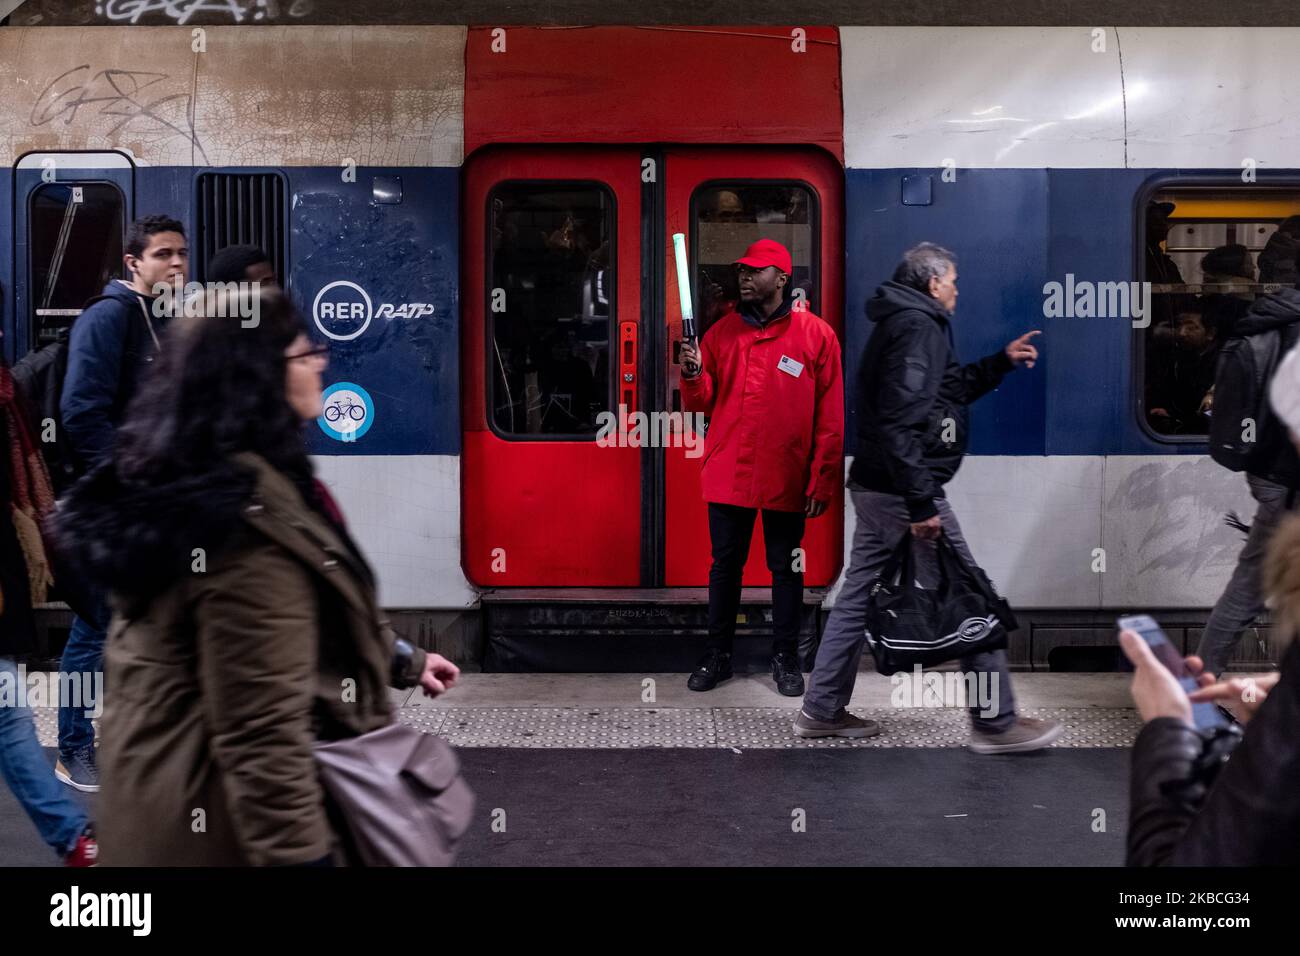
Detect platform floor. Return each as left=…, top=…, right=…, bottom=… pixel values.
left=5, top=673, right=1139, bottom=866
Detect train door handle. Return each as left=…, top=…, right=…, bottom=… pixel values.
left=619, top=320, right=637, bottom=413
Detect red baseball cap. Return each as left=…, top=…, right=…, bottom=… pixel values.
left=734, top=239, right=792, bottom=276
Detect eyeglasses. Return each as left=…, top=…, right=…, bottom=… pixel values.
left=286, top=344, right=330, bottom=362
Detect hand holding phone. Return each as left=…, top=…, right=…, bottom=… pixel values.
left=1118, top=615, right=1228, bottom=731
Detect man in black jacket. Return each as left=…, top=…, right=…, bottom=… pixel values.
left=1196, top=287, right=1300, bottom=676
left=797, top=242, right=1062, bottom=753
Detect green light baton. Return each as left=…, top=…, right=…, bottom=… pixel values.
left=672, top=232, right=699, bottom=375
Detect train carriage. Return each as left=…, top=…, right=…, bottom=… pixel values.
left=0, top=17, right=1291, bottom=671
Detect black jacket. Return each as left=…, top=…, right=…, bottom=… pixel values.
left=1234, top=288, right=1300, bottom=488
left=60, top=281, right=165, bottom=473
left=848, top=281, right=1012, bottom=521
left=1127, top=639, right=1300, bottom=865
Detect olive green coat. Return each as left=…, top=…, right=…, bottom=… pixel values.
left=98, top=454, right=425, bottom=866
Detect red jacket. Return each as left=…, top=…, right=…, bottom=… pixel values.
left=681, top=303, right=844, bottom=512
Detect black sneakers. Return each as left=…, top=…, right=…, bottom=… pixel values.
left=55, top=746, right=100, bottom=793
left=687, top=650, right=804, bottom=695
left=771, top=652, right=805, bottom=697
left=687, top=649, right=733, bottom=691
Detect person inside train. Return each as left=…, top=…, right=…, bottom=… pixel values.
left=1200, top=242, right=1256, bottom=293
left=1257, top=217, right=1300, bottom=287
left=207, top=243, right=278, bottom=288
left=678, top=238, right=843, bottom=697
left=54, top=213, right=188, bottom=795
left=1142, top=202, right=1187, bottom=433
left=52, top=286, right=461, bottom=865
left=797, top=242, right=1061, bottom=753
left=533, top=328, right=598, bottom=433
left=1123, top=341, right=1300, bottom=865
left=1196, top=243, right=1300, bottom=676
left=0, top=352, right=98, bottom=866
left=699, top=189, right=747, bottom=224
left=697, top=264, right=739, bottom=338
left=1147, top=302, right=1219, bottom=434
left=1198, top=244, right=1256, bottom=351
left=1145, top=201, right=1184, bottom=289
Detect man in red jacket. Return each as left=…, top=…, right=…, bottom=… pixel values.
left=680, top=239, right=843, bottom=695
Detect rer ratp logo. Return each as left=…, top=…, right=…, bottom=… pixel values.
left=312, top=280, right=435, bottom=341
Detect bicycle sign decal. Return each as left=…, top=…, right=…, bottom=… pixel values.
left=318, top=382, right=375, bottom=442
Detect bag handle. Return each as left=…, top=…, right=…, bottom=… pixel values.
left=936, top=532, right=1005, bottom=606
left=933, top=532, right=970, bottom=598
left=877, top=531, right=915, bottom=591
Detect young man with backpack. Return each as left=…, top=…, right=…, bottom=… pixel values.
left=52, top=214, right=187, bottom=792
left=1201, top=271, right=1300, bottom=676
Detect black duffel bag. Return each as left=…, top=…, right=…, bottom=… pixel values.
left=864, top=531, right=1015, bottom=676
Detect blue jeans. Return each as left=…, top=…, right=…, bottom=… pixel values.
left=804, top=488, right=1018, bottom=733
left=0, top=657, right=88, bottom=856
left=58, top=592, right=108, bottom=759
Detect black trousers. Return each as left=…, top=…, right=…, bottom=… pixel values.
left=706, top=503, right=806, bottom=656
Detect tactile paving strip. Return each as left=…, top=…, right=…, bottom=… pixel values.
left=28, top=703, right=1140, bottom=750
left=424, top=706, right=1139, bottom=749
left=435, top=707, right=718, bottom=749
left=33, top=709, right=63, bottom=748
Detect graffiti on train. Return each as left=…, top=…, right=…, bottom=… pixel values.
left=30, top=64, right=208, bottom=162
left=94, top=0, right=314, bottom=24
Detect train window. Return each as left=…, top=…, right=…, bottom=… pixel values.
left=488, top=183, right=615, bottom=436
left=691, top=182, right=817, bottom=338
left=1142, top=188, right=1300, bottom=437
left=29, top=182, right=125, bottom=344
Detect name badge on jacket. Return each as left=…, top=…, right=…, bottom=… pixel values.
left=777, top=355, right=804, bottom=378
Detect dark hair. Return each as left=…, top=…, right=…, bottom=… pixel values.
left=1200, top=243, right=1254, bottom=281
left=125, top=214, right=186, bottom=258
left=116, top=287, right=313, bottom=494
left=207, top=244, right=271, bottom=284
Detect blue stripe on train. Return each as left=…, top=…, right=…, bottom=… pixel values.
left=846, top=167, right=1216, bottom=458
left=5, top=164, right=1276, bottom=461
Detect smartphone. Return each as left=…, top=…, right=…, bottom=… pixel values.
left=1118, top=614, right=1228, bottom=731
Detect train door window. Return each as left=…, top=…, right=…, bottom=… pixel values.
left=691, top=183, right=817, bottom=338
left=1142, top=187, right=1300, bottom=438
left=29, top=182, right=124, bottom=344
left=195, top=172, right=287, bottom=284
left=488, top=183, right=615, bottom=436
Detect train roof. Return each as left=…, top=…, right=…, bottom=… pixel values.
left=6, top=1, right=1300, bottom=28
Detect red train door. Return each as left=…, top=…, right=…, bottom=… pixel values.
left=462, top=147, right=643, bottom=585
left=463, top=145, right=842, bottom=588
left=662, top=147, right=844, bottom=587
